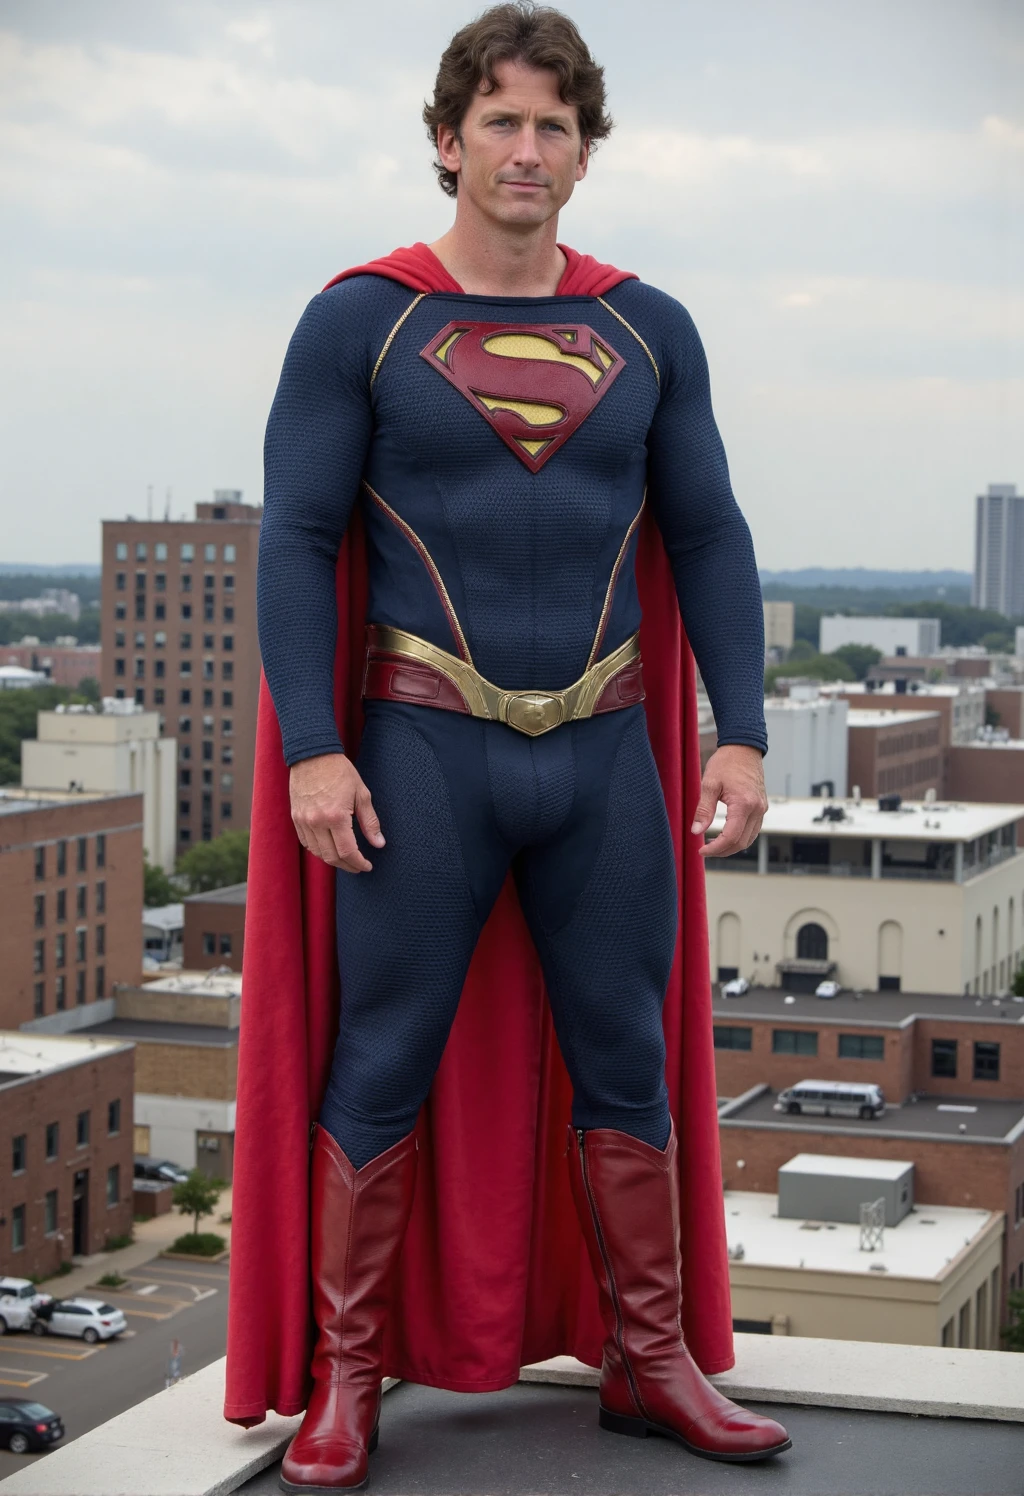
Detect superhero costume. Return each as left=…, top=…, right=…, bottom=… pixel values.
left=226, top=243, right=788, bottom=1482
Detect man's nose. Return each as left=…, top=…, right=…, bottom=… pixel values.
left=510, top=124, right=543, bottom=166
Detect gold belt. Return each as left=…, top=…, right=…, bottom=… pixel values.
left=364, top=624, right=643, bottom=737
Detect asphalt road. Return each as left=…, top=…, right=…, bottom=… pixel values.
left=0, top=1254, right=229, bottom=1477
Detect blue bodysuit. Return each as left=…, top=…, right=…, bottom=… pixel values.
left=257, top=273, right=766, bottom=1168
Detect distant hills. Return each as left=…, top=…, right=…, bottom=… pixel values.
left=759, top=568, right=971, bottom=591
left=0, top=563, right=101, bottom=576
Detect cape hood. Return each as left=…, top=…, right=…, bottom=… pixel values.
left=224, top=244, right=733, bottom=1426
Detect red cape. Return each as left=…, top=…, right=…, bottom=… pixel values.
left=225, top=242, right=734, bottom=1426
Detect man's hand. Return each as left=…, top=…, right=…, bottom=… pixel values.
left=289, top=754, right=385, bottom=874
left=691, top=744, right=768, bottom=859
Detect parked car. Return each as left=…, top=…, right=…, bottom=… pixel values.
left=0, top=1294, right=36, bottom=1335
left=0, top=1400, right=64, bottom=1454
left=774, top=1079, right=885, bottom=1120
left=31, top=1298, right=127, bottom=1343
left=815, top=980, right=841, bottom=999
left=721, top=977, right=750, bottom=998
left=0, top=1277, right=53, bottom=1317
left=134, top=1157, right=189, bottom=1185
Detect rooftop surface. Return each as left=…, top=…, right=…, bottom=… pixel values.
left=722, top=1189, right=994, bottom=1278
left=720, top=1085, right=1024, bottom=1143
left=846, top=708, right=941, bottom=727
left=0, top=1030, right=129, bottom=1080
left=183, top=881, right=247, bottom=905
left=711, top=983, right=1024, bottom=1026
left=87, top=1017, right=238, bottom=1047
left=821, top=680, right=983, bottom=699
left=0, top=786, right=128, bottom=817
left=138, top=968, right=242, bottom=996
left=709, top=796, right=1024, bottom=842
left=142, top=904, right=184, bottom=931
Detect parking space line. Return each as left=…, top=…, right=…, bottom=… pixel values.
left=0, top=1368, right=48, bottom=1389
left=122, top=1307, right=178, bottom=1321
left=147, top=1264, right=229, bottom=1281
left=2, top=1344, right=102, bottom=1361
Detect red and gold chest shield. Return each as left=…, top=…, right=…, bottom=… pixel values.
left=420, top=322, right=625, bottom=473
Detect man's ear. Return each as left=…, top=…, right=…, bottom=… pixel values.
left=576, top=136, right=590, bottom=182
left=436, top=124, right=463, bottom=175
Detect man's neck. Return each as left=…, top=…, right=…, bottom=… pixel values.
left=429, top=214, right=565, bottom=298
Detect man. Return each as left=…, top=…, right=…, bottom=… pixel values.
left=228, top=5, right=788, bottom=1491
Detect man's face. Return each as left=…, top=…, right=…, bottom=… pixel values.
left=437, top=59, right=589, bottom=228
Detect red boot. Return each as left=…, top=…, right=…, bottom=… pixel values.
left=279, top=1125, right=418, bottom=1494
left=568, top=1122, right=792, bottom=1463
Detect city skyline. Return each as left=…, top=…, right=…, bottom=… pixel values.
left=0, top=0, right=1021, bottom=569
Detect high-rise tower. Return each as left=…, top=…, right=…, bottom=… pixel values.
left=972, top=483, right=1024, bottom=617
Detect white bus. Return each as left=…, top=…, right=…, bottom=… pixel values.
left=774, top=1080, right=885, bottom=1121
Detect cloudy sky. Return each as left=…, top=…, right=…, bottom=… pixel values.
left=0, top=0, right=1021, bottom=568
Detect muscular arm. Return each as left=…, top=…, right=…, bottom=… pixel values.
left=642, top=297, right=768, bottom=756
left=257, top=288, right=374, bottom=765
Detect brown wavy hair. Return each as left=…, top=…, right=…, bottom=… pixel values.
left=423, top=3, right=613, bottom=197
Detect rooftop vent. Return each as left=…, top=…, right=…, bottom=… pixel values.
left=878, top=792, right=902, bottom=812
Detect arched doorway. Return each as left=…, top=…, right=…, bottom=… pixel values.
left=796, top=922, right=828, bottom=962
left=717, top=912, right=741, bottom=983
left=878, top=920, right=903, bottom=991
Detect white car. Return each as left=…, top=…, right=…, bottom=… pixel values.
left=0, top=1278, right=53, bottom=1317
left=0, top=1293, right=36, bottom=1335
left=33, top=1298, right=126, bottom=1343
left=815, top=980, right=841, bottom=999
left=721, top=977, right=750, bottom=998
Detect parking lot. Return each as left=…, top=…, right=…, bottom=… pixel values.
left=0, top=1255, right=229, bottom=1473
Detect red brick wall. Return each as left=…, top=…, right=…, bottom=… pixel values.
left=0, top=794, right=143, bottom=1028
left=847, top=717, right=942, bottom=800
left=0, top=645, right=102, bottom=688
left=947, top=746, right=1024, bottom=805
left=986, top=689, right=1024, bottom=738
left=182, top=897, right=246, bottom=971
left=0, top=1045, right=135, bottom=1279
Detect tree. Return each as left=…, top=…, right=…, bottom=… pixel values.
left=144, top=859, right=175, bottom=908
left=765, top=655, right=856, bottom=694
left=1012, top=961, right=1024, bottom=999
left=1002, top=1288, right=1024, bottom=1352
left=171, top=1170, right=224, bottom=1238
left=175, top=828, right=249, bottom=894
left=829, top=644, right=882, bottom=681
left=0, top=682, right=100, bottom=785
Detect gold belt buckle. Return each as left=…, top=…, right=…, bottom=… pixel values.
left=502, top=691, right=565, bottom=736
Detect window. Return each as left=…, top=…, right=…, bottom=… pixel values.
left=137, top=684, right=147, bottom=704
left=796, top=923, right=829, bottom=961
left=136, top=541, right=147, bottom=560
left=12, top=1204, right=25, bottom=1252
left=55, top=974, right=66, bottom=1010
left=75, top=969, right=86, bottom=1005
left=932, top=1038, right=957, bottom=1078
left=115, top=630, right=125, bottom=648
left=154, top=630, right=166, bottom=647
left=45, top=1122, right=58, bottom=1160
left=35, top=845, right=45, bottom=879
left=203, top=688, right=214, bottom=706
left=203, top=932, right=216, bottom=956
left=204, top=543, right=217, bottom=562
left=95, top=880, right=106, bottom=916
left=224, top=573, right=235, bottom=591
left=179, top=799, right=191, bottom=816
left=222, top=660, right=234, bottom=680
left=77, top=836, right=87, bottom=872
left=204, top=573, right=215, bottom=590
left=180, top=660, right=192, bottom=677
left=12, top=1134, right=26, bottom=1173
left=221, top=745, right=233, bottom=764
left=155, top=573, right=166, bottom=592
left=155, top=602, right=166, bottom=620
left=44, top=1189, right=58, bottom=1236
left=180, top=769, right=191, bottom=786
left=180, top=631, right=192, bottom=649
left=96, top=834, right=106, bottom=868
left=135, top=597, right=146, bottom=620
left=115, top=542, right=128, bottom=560
left=223, top=605, right=234, bottom=623
left=135, top=570, right=147, bottom=591
left=181, top=543, right=194, bottom=561
left=155, top=660, right=165, bottom=679
left=115, top=602, right=126, bottom=620
left=76, top=1111, right=90, bottom=1147
left=223, top=634, right=234, bottom=651
left=75, top=928, right=87, bottom=963
left=34, top=893, right=45, bottom=928
left=180, top=827, right=191, bottom=843
left=181, top=602, right=192, bottom=619
left=134, top=658, right=146, bottom=678
left=155, top=542, right=168, bottom=561
left=221, top=772, right=233, bottom=790
left=181, top=744, right=191, bottom=761
left=76, top=884, right=87, bottom=918
left=95, top=965, right=105, bottom=999
left=202, top=769, right=212, bottom=786
left=181, top=573, right=192, bottom=593
left=203, top=659, right=215, bottom=680
left=108, top=1098, right=121, bottom=1136
left=713, top=1025, right=752, bottom=1051
left=223, top=544, right=236, bottom=563
left=203, top=714, right=214, bottom=734
left=219, top=934, right=233, bottom=956
left=203, top=632, right=214, bottom=650
left=115, top=571, right=126, bottom=591
left=772, top=1029, right=818, bottom=1055
left=134, top=630, right=145, bottom=649
left=33, top=981, right=44, bottom=1018
left=56, top=888, right=66, bottom=921
left=204, top=597, right=215, bottom=621
left=222, top=692, right=233, bottom=709
left=974, top=1042, right=1000, bottom=1082
left=838, top=1034, right=885, bottom=1060
left=96, top=924, right=105, bottom=957
left=202, top=741, right=214, bottom=762
left=179, top=716, right=192, bottom=735
left=106, top=1164, right=120, bottom=1207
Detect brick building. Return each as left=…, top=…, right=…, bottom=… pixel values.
left=182, top=883, right=247, bottom=971
left=0, top=788, right=143, bottom=1029
left=846, top=708, right=942, bottom=800
left=987, top=687, right=1024, bottom=738
left=0, top=1031, right=134, bottom=1278
left=947, top=742, right=1024, bottom=806
left=100, top=490, right=262, bottom=857
left=710, top=985, right=1024, bottom=1339
left=0, top=641, right=102, bottom=689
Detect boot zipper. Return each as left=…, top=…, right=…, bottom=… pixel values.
left=577, top=1129, right=647, bottom=1419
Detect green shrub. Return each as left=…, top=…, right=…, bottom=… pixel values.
left=97, top=1272, right=128, bottom=1288
left=104, top=1231, right=134, bottom=1251
left=170, top=1232, right=226, bottom=1257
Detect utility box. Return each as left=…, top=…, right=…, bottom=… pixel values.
left=778, top=1153, right=914, bottom=1227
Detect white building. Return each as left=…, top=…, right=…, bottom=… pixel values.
left=763, top=601, right=795, bottom=656
left=142, top=904, right=184, bottom=966
left=820, top=679, right=986, bottom=747
left=21, top=698, right=176, bottom=871
left=764, top=693, right=848, bottom=798
left=1016, top=627, right=1024, bottom=660
left=704, top=796, right=1024, bottom=995
left=973, top=483, right=1024, bottom=618
left=819, top=616, right=941, bottom=658
left=0, top=664, right=47, bottom=689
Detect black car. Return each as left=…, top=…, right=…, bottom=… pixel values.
left=0, top=1399, right=64, bottom=1454
left=133, top=1156, right=189, bottom=1184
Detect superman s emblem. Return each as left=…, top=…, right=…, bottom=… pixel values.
left=420, top=322, right=625, bottom=472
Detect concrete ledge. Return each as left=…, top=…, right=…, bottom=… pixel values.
left=1, top=1337, right=1021, bottom=1495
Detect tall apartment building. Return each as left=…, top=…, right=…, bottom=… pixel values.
left=101, top=491, right=262, bottom=856
left=763, top=600, right=795, bottom=657
left=973, top=483, right=1024, bottom=618
left=0, top=788, right=143, bottom=1030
